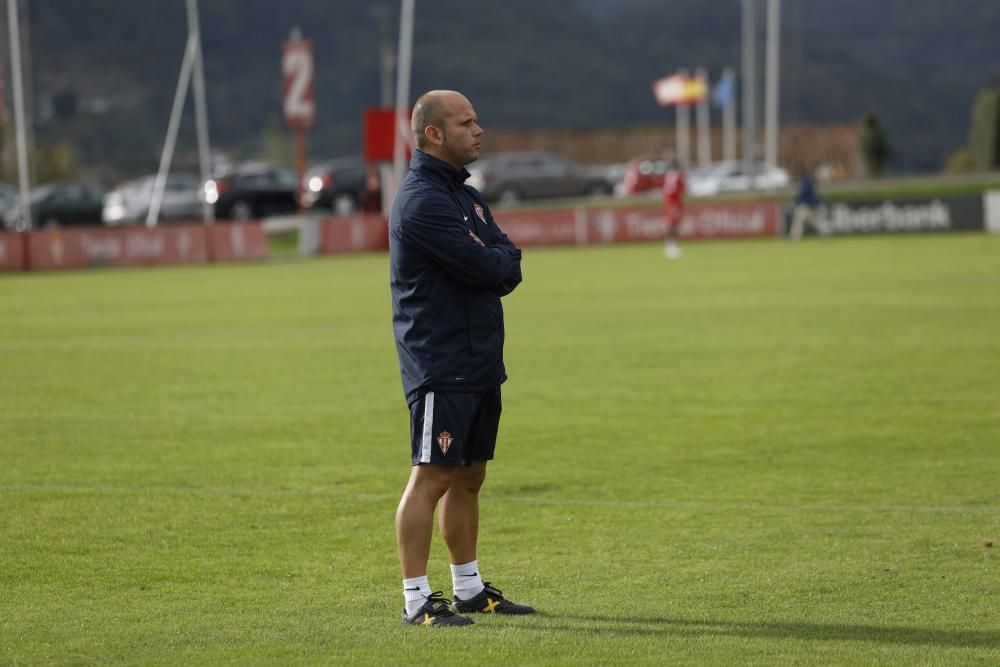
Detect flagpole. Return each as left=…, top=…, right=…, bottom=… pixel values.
left=764, top=0, right=781, bottom=169
left=390, top=0, right=415, bottom=207
left=188, top=0, right=214, bottom=224
left=675, top=69, right=690, bottom=167
left=742, top=0, right=757, bottom=180
left=696, top=67, right=710, bottom=168
left=7, top=0, right=32, bottom=231
left=147, top=34, right=196, bottom=227
left=723, top=67, right=736, bottom=163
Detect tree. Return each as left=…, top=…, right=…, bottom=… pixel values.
left=967, top=87, right=1000, bottom=171
left=36, top=143, right=79, bottom=183
left=858, top=111, right=893, bottom=177
left=259, top=115, right=296, bottom=168
left=944, top=147, right=975, bottom=173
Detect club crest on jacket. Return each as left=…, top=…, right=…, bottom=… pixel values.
left=474, top=203, right=487, bottom=224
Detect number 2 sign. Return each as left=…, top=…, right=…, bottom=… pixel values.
left=282, top=39, right=315, bottom=130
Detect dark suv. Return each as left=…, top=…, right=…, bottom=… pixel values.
left=203, top=162, right=298, bottom=220
left=465, top=151, right=613, bottom=203
left=302, top=156, right=381, bottom=214
left=3, top=183, right=106, bottom=230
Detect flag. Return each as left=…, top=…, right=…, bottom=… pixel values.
left=712, top=71, right=734, bottom=108
left=652, top=72, right=707, bottom=107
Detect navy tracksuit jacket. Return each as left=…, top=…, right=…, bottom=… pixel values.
left=389, top=150, right=523, bottom=403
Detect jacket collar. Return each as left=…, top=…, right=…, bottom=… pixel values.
left=410, top=150, right=470, bottom=190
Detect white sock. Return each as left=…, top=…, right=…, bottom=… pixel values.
left=403, top=575, right=432, bottom=616
left=451, top=560, right=485, bottom=601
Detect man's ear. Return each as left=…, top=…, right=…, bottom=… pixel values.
left=424, top=125, right=443, bottom=147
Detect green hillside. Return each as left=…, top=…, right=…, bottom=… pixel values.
left=7, top=0, right=1000, bottom=179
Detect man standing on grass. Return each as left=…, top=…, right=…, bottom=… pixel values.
left=788, top=165, right=830, bottom=241
left=389, top=90, right=533, bottom=627
left=662, top=158, right=685, bottom=260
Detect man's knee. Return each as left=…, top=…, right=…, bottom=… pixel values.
left=408, top=464, right=456, bottom=501
left=450, top=462, right=487, bottom=495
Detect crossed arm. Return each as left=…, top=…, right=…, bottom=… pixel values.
left=400, top=196, right=522, bottom=295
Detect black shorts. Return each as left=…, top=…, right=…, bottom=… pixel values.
left=408, top=388, right=502, bottom=466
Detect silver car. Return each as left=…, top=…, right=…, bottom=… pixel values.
left=102, top=173, right=203, bottom=225
left=687, top=161, right=790, bottom=197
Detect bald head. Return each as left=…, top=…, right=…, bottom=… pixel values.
left=410, top=90, right=483, bottom=168
left=412, top=90, right=462, bottom=150
left=412, top=91, right=443, bottom=150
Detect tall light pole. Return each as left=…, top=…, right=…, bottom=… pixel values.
left=675, top=69, right=690, bottom=168
left=390, top=0, right=414, bottom=207
left=7, top=0, right=31, bottom=230
left=148, top=0, right=213, bottom=227
left=696, top=67, right=711, bottom=168
left=764, top=0, right=781, bottom=170
left=741, top=0, right=757, bottom=179
left=722, top=67, right=737, bottom=163
left=17, top=0, right=35, bottom=184
left=373, top=4, right=398, bottom=215
left=187, top=0, right=213, bottom=223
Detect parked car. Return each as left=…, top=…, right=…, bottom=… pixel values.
left=4, top=183, right=106, bottom=230
left=0, top=182, right=19, bottom=222
left=203, top=162, right=298, bottom=220
left=688, top=161, right=790, bottom=197
left=302, top=156, right=381, bottom=214
left=618, top=158, right=791, bottom=198
left=102, top=172, right=203, bottom=225
left=465, top=151, right=613, bottom=203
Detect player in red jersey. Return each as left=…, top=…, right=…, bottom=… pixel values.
left=662, top=160, right=685, bottom=259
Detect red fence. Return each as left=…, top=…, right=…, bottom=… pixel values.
left=1, top=222, right=267, bottom=272
left=0, top=231, right=27, bottom=271
left=311, top=200, right=780, bottom=255
left=318, top=215, right=390, bottom=254
left=494, top=201, right=780, bottom=246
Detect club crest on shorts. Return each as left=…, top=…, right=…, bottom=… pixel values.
left=437, top=431, right=454, bottom=455
left=474, top=203, right=487, bottom=224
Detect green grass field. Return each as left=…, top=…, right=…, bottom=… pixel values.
left=2, top=233, right=999, bottom=665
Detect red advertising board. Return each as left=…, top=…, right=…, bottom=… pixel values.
left=282, top=39, right=315, bottom=130
left=364, top=107, right=413, bottom=163
left=310, top=201, right=778, bottom=259
left=27, top=226, right=208, bottom=270
left=489, top=209, right=584, bottom=247
left=491, top=201, right=780, bottom=247
left=21, top=223, right=270, bottom=271
left=318, top=215, right=390, bottom=254
left=625, top=201, right=780, bottom=240
left=209, top=222, right=269, bottom=261
left=0, top=231, right=26, bottom=271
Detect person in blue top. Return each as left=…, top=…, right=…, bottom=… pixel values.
left=389, top=90, right=532, bottom=627
left=788, top=165, right=830, bottom=240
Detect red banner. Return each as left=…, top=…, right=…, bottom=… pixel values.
left=21, top=223, right=270, bottom=271
left=492, top=201, right=780, bottom=247
left=209, top=222, right=269, bottom=261
left=491, top=209, right=585, bottom=246
left=318, top=215, right=389, bottom=254
left=364, top=107, right=413, bottom=163
left=6, top=204, right=780, bottom=270
left=0, top=231, right=26, bottom=271
left=26, top=225, right=208, bottom=270
left=311, top=202, right=778, bottom=258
